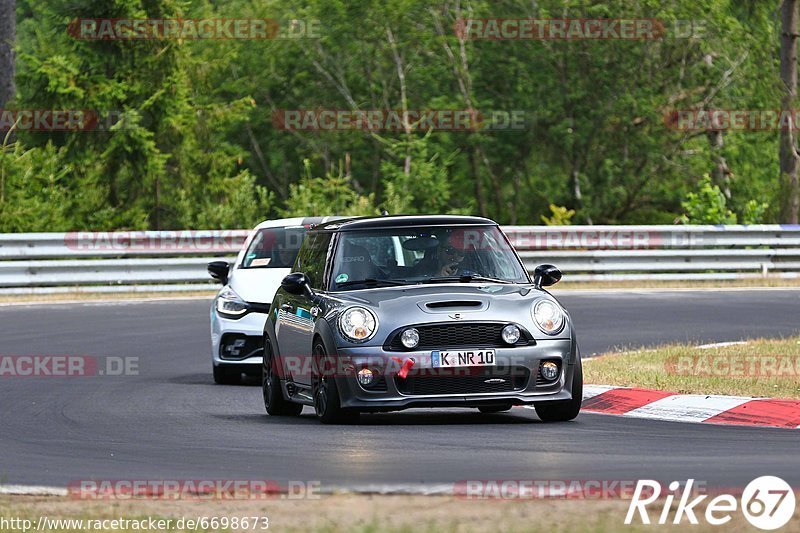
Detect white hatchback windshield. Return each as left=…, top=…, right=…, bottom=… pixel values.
left=241, top=226, right=308, bottom=269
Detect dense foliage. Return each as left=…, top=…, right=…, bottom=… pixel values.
left=0, top=0, right=791, bottom=230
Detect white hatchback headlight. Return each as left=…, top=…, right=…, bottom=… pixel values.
left=216, top=286, right=250, bottom=318
left=532, top=299, right=565, bottom=335
left=338, top=307, right=378, bottom=342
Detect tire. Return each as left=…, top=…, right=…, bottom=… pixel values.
left=534, top=358, right=583, bottom=422
left=478, top=403, right=513, bottom=414
left=262, top=344, right=303, bottom=416
left=312, top=341, right=359, bottom=425
left=213, top=364, right=241, bottom=385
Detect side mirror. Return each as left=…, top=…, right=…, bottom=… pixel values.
left=207, top=261, right=230, bottom=284
left=281, top=272, right=313, bottom=297
left=533, top=264, right=562, bottom=287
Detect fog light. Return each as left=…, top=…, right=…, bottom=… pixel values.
left=540, top=361, right=559, bottom=381
left=400, top=328, right=420, bottom=349
left=357, top=368, right=374, bottom=386
left=501, top=324, right=521, bottom=344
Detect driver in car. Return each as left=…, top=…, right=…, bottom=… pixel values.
left=409, top=231, right=473, bottom=278
left=437, top=236, right=466, bottom=276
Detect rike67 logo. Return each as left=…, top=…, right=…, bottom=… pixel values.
left=626, top=477, right=796, bottom=530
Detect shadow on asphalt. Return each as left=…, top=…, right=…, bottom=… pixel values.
left=167, top=374, right=261, bottom=386
left=211, top=409, right=546, bottom=426
left=353, top=411, right=543, bottom=425
left=167, top=373, right=214, bottom=385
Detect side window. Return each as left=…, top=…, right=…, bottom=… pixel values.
left=295, top=233, right=331, bottom=289
left=358, top=235, right=396, bottom=268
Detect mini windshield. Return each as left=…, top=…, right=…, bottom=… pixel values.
left=330, top=225, right=529, bottom=290
left=241, top=226, right=308, bottom=269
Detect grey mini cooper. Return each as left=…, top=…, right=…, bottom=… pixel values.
left=263, top=215, right=582, bottom=424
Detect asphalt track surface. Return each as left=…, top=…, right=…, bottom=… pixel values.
left=1, top=289, right=799, bottom=488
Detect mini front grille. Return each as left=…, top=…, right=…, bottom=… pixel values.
left=394, top=366, right=530, bottom=396
left=387, top=323, right=530, bottom=350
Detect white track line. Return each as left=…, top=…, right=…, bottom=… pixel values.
left=697, top=341, right=748, bottom=349
left=0, top=485, right=68, bottom=496
left=582, top=385, right=622, bottom=401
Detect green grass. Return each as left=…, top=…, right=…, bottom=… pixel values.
left=584, top=337, right=800, bottom=399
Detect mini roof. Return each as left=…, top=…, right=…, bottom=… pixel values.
left=312, top=214, right=497, bottom=232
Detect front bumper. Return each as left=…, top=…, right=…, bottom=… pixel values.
left=332, top=339, right=577, bottom=411
left=210, top=310, right=268, bottom=367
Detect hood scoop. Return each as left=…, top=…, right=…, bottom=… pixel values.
left=426, top=300, right=482, bottom=309
left=420, top=300, right=488, bottom=313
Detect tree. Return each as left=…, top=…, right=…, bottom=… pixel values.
left=0, top=0, right=14, bottom=108
left=780, top=0, right=800, bottom=223
left=3, top=0, right=792, bottom=230
left=679, top=175, right=737, bottom=224
left=279, top=159, right=378, bottom=217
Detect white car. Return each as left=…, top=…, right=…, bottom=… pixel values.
left=208, top=217, right=340, bottom=384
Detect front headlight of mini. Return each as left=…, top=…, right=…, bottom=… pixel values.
left=338, top=307, right=378, bottom=342
left=215, top=286, right=250, bottom=319
left=532, top=299, right=565, bottom=335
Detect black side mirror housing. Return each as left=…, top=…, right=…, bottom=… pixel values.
left=281, top=272, right=314, bottom=297
left=207, top=261, right=230, bottom=285
left=533, top=264, right=562, bottom=287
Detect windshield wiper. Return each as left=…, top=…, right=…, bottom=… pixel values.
left=336, top=278, right=408, bottom=288
left=424, top=275, right=512, bottom=284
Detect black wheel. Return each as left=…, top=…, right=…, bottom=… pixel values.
left=213, top=364, right=241, bottom=385
left=312, top=341, right=359, bottom=425
left=478, top=403, right=513, bottom=414
left=262, top=344, right=303, bottom=416
left=534, top=358, right=583, bottom=422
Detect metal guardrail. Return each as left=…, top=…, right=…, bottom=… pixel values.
left=1, top=225, right=800, bottom=293
left=0, top=230, right=245, bottom=293
left=504, top=224, right=800, bottom=281
left=0, top=230, right=250, bottom=259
